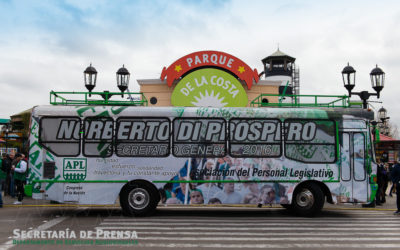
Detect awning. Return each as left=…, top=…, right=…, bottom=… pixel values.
left=376, top=134, right=400, bottom=150
left=0, top=119, right=10, bottom=124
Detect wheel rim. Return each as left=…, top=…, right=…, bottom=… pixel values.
left=296, top=188, right=314, bottom=209
left=128, top=188, right=150, bottom=210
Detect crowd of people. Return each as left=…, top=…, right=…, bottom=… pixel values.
left=363, top=161, right=400, bottom=215
left=0, top=152, right=28, bottom=207
left=376, top=162, right=398, bottom=205
left=158, top=157, right=289, bottom=205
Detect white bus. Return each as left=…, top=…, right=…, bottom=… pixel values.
left=28, top=105, right=377, bottom=216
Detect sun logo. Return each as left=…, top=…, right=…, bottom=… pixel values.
left=191, top=90, right=228, bottom=107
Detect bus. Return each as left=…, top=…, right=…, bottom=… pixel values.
left=28, top=105, right=377, bottom=216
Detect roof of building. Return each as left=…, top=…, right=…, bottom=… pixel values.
left=0, top=119, right=10, bottom=124
left=379, top=134, right=398, bottom=141
left=10, top=108, right=32, bottom=118
left=262, top=49, right=296, bottom=63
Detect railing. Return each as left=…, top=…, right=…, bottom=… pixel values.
left=250, top=94, right=351, bottom=108
left=50, top=91, right=148, bottom=106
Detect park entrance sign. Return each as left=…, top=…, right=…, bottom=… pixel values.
left=161, top=50, right=259, bottom=107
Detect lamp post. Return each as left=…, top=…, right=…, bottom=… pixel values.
left=84, top=63, right=97, bottom=97
left=116, top=65, right=130, bottom=98
left=377, top=107, right=390, bottom=135
left=342, top=64, right=385, bottom=109
left=378, top=107, right=390, bottom=123
left=371, top=107, right=390, bottom=142
left=83, top=64, right=130, bottom=98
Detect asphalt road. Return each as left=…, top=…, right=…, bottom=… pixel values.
left=1, top=196, right=399, bottom=250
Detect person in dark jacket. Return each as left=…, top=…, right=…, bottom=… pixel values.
left=391, top=161, right=400, bottom=215
left=389, top=164, right=396, bottom=196
left=1, top=153, right=12, bottom=196
left=376, top=164, right=385, bottom=205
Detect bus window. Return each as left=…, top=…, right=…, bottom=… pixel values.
left=39, top=117, right=81, bottom=156
left=229, top=118, right=281, bottom=158
left=353, top=133, right=366, bottom=181
left=115, top=117, right=170, bottom=157
left=172, top=118, right=226, bottom=158
left=83, top=117, right=114, bottom=158
left=369, top=129, right=377, bottom=163
left=341, top=133, right=351, bottom=181
left=284, top=119, right=337, bottom=163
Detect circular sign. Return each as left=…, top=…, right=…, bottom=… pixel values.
left=171, top=68, right=248, bottom=107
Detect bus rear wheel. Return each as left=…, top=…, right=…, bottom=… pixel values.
left=120, top=182, right=158, bottom=216
left=292, top=183, right=324, bottom=216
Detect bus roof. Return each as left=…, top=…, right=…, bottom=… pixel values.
left=32, top=105, right=374, bottom=121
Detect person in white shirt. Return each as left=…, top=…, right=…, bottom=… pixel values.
left=196, top=175, right=222, bottom=204
left=212, top=177, right=242, bottom=204
left=12, top=153, right=27, bottom=205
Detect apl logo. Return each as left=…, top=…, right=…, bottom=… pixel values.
left=63, top=158, right=87, bottom=181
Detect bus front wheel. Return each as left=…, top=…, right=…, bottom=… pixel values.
left=292, top=183, right=324, bottom=216
left=120, top=182, right=158, bottom=216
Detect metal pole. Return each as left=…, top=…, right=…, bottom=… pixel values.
left=363, top=99, right=368, bottom=109
left=183, top=158, right=192, bottom=205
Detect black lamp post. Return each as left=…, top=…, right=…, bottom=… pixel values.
left=116, top=65, right=130, bottom=98
left=377, top=107, right=390, bottom=135
left=371, top=106, right=390, bottom=141
left=342, top=63, right=385, bottom=109
left=378, top=107, right=389, bottom=122
left=84, top=63, right=97, bottom=97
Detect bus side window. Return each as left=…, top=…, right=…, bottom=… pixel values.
left=83, top=117, right=114, bottom=158
left=353, top=133, right=366, bottom=181
left=284, top=119, right=337, bottom=163
left=341, top=133, right=351, bottom=181
left=39, top=117, right=81, bottom=157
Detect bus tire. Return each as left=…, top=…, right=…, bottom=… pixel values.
left=120, top=182, right=158, bottom=216
left=292, top=183, right=324, bottom=216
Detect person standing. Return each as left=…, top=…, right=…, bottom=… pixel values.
left=376, top=163, right=384, bottom=205
left=2, top=153, right=12, bottom=196
left=391, top=160, right=400, bottom=215
left=0, top=156, right=6, bottom=208
left=8, top=152, right=16, bottom=197
left=12, top=153, right=27, bottom=205
left=389, top=163, right=396, bottom=197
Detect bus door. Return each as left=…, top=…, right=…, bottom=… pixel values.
left=340, top=132, right=368, bottom=202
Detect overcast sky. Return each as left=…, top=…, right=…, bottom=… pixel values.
left=0, top=0, right=399, bottom=135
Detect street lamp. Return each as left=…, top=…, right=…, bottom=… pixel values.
left=378, top=107, right=389, bottom=122
left=377, top=107, right=390, bottom=135
left=116, top=65, right=130, bottom=98
left=341, top=63, right=356, bottom=93
left=370, top=65, right=385, bottom=98
left=84, top=63, right=97, bottom=97
left=342, top=63, right=385, bottom=109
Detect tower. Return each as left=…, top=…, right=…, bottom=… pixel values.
left=261, top=49, right=300, bottom=103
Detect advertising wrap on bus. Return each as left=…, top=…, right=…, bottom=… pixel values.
left=28, top=105, right=376, bottom=216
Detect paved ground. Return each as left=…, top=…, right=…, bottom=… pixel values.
left=0, top=192, right=399, bottom=250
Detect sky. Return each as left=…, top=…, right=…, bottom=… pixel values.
left=0, top=0, right=399, bottom=136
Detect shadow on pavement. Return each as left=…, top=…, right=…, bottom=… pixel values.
left=37, top=206, right=354, bottom=219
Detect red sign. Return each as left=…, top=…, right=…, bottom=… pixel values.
left=161, top=51, right=259, bottom=89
